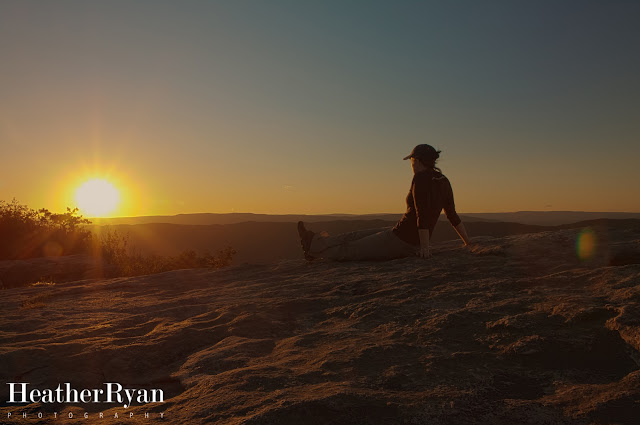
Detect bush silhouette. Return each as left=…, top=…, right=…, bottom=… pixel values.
left=0, top=199, right=91, bottom=259
left=1, top=199, right=236, bottom=285
left=95, top=227, right=236, bottom=277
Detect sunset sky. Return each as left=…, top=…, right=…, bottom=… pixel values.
left=2, top=1, right=639, bottom=217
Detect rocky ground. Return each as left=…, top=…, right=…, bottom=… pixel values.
left=1, top=222, right=640, bottom=424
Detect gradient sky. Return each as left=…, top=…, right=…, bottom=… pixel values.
left=1, top=0, right=639, bottom=216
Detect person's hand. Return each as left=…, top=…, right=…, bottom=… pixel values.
left=417, top=247, right=431, bottom=259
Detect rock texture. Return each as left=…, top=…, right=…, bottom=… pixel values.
left=1, top=224, right=640, bottom=424
left=0, top=255, right=113, bottom=289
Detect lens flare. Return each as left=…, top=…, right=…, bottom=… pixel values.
left=576, top=228, right=596, bottom=261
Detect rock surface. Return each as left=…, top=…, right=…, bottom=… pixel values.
left=1, top=225, right=640, bottom=424
left=0, top=255, right=113, bottom=289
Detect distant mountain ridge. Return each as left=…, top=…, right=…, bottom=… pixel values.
left=90, top=211, right=640, bottom=227
left=87, top=218, right=640, bottom=265
left=465, top=211, right=640, bottom=226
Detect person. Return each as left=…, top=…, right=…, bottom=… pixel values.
left=297, top=144, right=470, bottom=261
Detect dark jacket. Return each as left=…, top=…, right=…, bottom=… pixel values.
left=392, top=169, right=462, bottom=246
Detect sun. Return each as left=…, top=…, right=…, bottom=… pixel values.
left=75, top=179, right=120, bottom=217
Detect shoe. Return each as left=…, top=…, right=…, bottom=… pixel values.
left=297, top=221, right=316, bottom=261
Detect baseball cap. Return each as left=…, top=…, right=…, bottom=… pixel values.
left=403, top=144, right=441, bottom=160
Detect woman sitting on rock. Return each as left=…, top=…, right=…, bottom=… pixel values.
left=297, top=144, right=470, bottom=261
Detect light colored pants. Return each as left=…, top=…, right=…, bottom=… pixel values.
left=308, top=226, right=418, bottom=261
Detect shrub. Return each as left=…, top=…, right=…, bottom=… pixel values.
left=0, top=199, right=91, bottom=259
left=1, top=199, right=236, bottom=281
left=94, top=227, right=236, bottom=277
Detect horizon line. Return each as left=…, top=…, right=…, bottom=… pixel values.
left=86, top=210, right=640, bottom=220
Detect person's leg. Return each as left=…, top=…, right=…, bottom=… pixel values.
left=308, top=226, right=389, bottom=254
left=309, top=227, right=417, bottom=261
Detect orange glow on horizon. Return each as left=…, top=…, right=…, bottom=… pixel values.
left=53, top=163, right=143, bottom=219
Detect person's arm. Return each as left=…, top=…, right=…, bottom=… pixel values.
left=418, top=229, right=431, bottom=258
left=454, top=222, right=470, bottom=246
left=412, top=174, right=432, bottom=259
left=442, top=177, right=469, bottom=246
